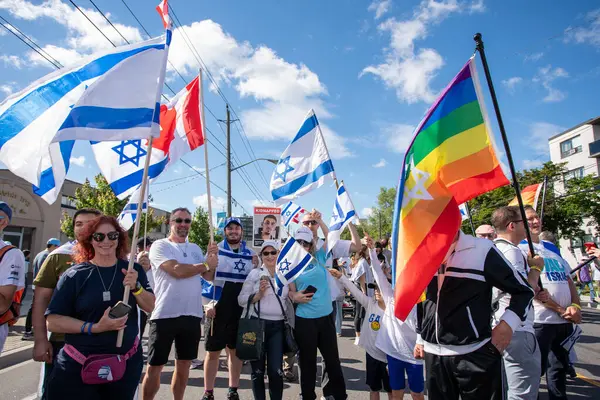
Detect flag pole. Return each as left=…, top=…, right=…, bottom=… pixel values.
left=199, top=69, right=215, bottom=243
left=474, top=33, right=536, bottom=257
left=465, top=201, right=476, bottom=236
left=539, top=175, right=548, bottom=226
left=117, top=137, right=154, bottom=347
left=314, top=110, right=337, bottom=183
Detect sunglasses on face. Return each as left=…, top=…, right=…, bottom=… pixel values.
left=92, top=231, right=120, bottom=242
left=262, top=250, right=278, bottom=256
left=172, top=218, right=192, bottom=224
left=302, top=220, right=318, bottom=226
left=297, top=239, right=312, bottom=248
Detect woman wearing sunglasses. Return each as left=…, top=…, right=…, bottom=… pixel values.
left=288, top=227, right=347, bottom=400
left=45, top=216, right=155, bottom=399
left=237, top=240, right=288, bottom=400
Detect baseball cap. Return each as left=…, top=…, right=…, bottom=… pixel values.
left=0, top=201, right=12, bottom=221
left=225, top=217, right=242, bottom=228
left=260, top=240, right=280, bottom=252
left=47, top=238, right=61, bottom=246
left=294, top=226, right=313, bottom=243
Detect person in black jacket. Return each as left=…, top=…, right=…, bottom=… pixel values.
left=413, top=230, right=534, bottom=400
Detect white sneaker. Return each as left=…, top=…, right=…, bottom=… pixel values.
left=354, top=337, right=360, bottom=345
left=190, top=359, right=204, bottom=369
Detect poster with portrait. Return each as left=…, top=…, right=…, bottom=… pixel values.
left=253, top=206, right=281, bottom=248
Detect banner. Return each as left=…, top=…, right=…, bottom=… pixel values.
left=216, top=211, right=227, bottom=235
left=253, top=206, right=281, bottom=248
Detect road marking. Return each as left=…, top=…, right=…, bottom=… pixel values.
left=20, top=394, right=37, bottom=400
left=0, top=359, right=34, bottom=374
left=577, top=373, right=600, bottom=388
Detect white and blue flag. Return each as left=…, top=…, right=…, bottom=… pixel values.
left=117, top=184, right=149, bottom=231
left=280, top=201, right=305, bottom=228
left=270, top=110, right=335, bottom=205
left=274, top=237, right=313, bottom=295
left=459, top=203, right=469, bottom=221
left=0, top=30, right=171, bottom=204
left=327, top=183, right=358, bottom=255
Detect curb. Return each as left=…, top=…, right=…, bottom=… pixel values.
left=0, top=342, right=33, bottom=370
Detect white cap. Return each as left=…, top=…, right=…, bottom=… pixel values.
left=260, top=240, right=280, bottom=252
left=294, top=226, right=313, bottom=243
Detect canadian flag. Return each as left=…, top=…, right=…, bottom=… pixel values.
left=156, top=0, right=171, bottom=29
left=91, top=75, right=205, bottom=199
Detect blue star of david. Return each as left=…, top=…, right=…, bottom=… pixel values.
left=233, top=259, right=246, bottom=273
left=69, top=85, right=89, bottom=109
left=279, top=259, right=292, bottom=274
left=274, top=156, right=294, bottom=182
left=112, top=140, right=147, bottom=167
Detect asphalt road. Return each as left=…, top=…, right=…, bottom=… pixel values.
left=1, top=309, right=599, bottom=399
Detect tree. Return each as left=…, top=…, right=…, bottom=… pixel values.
left=60, top=174, right=165, bottom=239
left=363, top=187, right=396, bottom=239
left=188, top=206, right=223, bottom=250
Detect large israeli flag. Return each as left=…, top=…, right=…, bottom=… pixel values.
left=274, top=238, right=313, bottom=295
left=117, top=185, right=149, bottom=231
left=327, top=183, right=358, bottom=255
left=0, top=30, right=171, bottom=203
left=270, top=110, right=335, bottom=204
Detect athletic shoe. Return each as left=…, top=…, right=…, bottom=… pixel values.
left=226, top=390, right=240, bottom=400
left=567, top=364, right=577, bottom=379
left=190, top=359, right=204, bottom=370
left=201, top=392, right=214, bottom=400
left=21, top=332, right=34, bottom=341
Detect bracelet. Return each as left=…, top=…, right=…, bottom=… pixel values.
left=570, top=303, right=581, bottom=311
left=81, top=322, right=88, bottom=334
left=133, top=286, right=144, bottom=296
left=87, top=323, right=94, bottom=335
left=530, top=266, right=542, bottom=273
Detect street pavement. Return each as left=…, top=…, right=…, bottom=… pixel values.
left=1, top=303, right=599, bottom=399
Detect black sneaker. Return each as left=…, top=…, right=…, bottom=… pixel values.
left=226, top=391, right=240, bottom=400
left=21, top=332, right=34, bottom=341
left=201, top=392, right=214, bottom=400
left=567, top=365, right=577, bottom=379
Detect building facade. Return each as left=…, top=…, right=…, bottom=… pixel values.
left=548, top=116, right=600, bottom=266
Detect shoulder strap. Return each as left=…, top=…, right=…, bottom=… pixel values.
left=63, top=344, right=87, bottom=365
left=123, top=336, right=140, bottom=361
left=267, top=278, right=288, bottom=323
left=0, top=245, right=17, bottom=263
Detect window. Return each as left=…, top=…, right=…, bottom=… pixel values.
left=560, top=135, right=582, bottom=158
left=563, top=167, right=584, bottom=184
left=61, top=195, right=76, bottom=209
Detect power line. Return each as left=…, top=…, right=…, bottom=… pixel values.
left=69, top=0, right=116, bottom=47
left=88, top=0, right=129, bottom=44
left=0, top=19, right=62, bottom=69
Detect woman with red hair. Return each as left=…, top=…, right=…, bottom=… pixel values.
left=45, top=215, right=155, bottom=399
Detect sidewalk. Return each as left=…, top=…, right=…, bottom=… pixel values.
left=0, top=286, right=34, bottom=369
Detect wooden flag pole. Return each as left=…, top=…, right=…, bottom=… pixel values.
left=199, top=69, right=215, bottom=243
left=539, top=176, right=548, bottom=226
left=465, top=201, right=476, bottom=236
left=116, top=136, right=154, bottom=347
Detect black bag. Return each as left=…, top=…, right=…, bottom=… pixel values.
left=268, top=279, right=298, bottom=354
left=235, top=295, right=265, bottom=361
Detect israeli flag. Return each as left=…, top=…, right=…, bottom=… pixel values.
left=327, top=183, right=358, bottom=255
left=270, top=110, right=335, bottom=205
left=459, top=203, right=469, bottom=221
left=274, top=238, right=313, bottom=295
left=117, top=185, right=149, bottom=231
left=280, top=201, right=303, bottom=228
left=0, top=30, right=171, bottom=204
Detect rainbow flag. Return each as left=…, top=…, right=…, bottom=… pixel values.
left=508, top=183, right=543, bottom=209
left=391, top=57, right=509, bottom=320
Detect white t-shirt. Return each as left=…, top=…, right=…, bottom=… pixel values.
left=493, top=239, right=534, bottom=333
left=238, top=267, right=289, bottom=321
left=0, top=241, right=25, bottom=354
left=149, top=238, right=205, bottom=320
left=350, top=258, right=374, bottom=297
left=520, top=241, right=572, bottom=324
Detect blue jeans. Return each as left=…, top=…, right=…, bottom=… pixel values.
left=334, top=300, right=343, bottom=335
left=578, top=281, right=596, bottom=300
left=250, top=319, right=284, bottom=400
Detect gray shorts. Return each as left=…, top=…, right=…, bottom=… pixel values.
left=503, top=330, right=541, bottom=400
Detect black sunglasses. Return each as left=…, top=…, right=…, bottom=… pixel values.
left=262, top=250, right=278, bottom=256
left=302, top=220, right=318, bottom=226
left=297, top=239, right=313, bottom=247
left=92, top=231, right=120, bottom=242
left=172, top=218, right=192, bottom=224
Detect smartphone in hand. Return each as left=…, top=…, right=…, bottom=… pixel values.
left=304, top=285, right=318, bottom=295
left=109, top=301, right=132, bottom=319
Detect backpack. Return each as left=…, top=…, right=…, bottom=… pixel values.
left=0, top=245, right=23, bottom=327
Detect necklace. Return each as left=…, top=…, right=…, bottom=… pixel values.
left=95, top=263, right=118, bottom=302
left=177, top=241, right=189, bottom=257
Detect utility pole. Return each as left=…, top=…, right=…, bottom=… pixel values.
left=226, top=104, right=232, bottom=217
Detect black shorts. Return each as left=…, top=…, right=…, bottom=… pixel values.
left=366, top=352, right=392, bottom=392
left=205, top=281, right=244, bottom=352
left=147, top=316, right=202, bottom=365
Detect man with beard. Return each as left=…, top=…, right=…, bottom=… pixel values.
left=143, top=208, right=218, bottom=400
left=260, top=214, right=278, bottom=241
left=32, top=208, right=101, bottom=399
left=202, top=217, right=258, bottom=400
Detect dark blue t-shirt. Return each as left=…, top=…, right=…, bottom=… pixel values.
left=46, top=259, right=152, bottom=355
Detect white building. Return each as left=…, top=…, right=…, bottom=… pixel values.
left=548, top=116, right=600, bottom=267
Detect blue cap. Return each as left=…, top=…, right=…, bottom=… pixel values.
left=47, top=238, right=61, bottom=246
left=0, top=202, right=12, bottom=221
left=225, top=217, right=242, bottom=228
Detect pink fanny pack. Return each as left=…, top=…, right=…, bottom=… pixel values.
left=64, top=337, right=139, bottom=385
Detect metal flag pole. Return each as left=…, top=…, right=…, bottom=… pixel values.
left=117, top=137, right=154, bottom=347
left=465, top=201, right=476, bottom=236
left=539, top=176, right=548, bottom=226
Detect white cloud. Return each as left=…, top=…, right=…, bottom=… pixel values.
left=526, top=122, right=565, bottom=155
left=522, top=159, right=543, bottom=169
left=0, top=54, right=25, bottom=69
left=564, top=9, right=600, bottom=48
left=368, top=0, right=391, bottom=20
left=524, top=52, right=544, bottom=62
left=362, top=207, right=373, bottom=218
left=372, top=158, right=387, bottom=168
left=533, top=65, right=569, bottom=102
left=469, top=0, right=486, bottom=13
left=502, top=77, right=523, bottom=93
left=380, top=123, right=416, bottom=153
left=0, top=82, right=17, bottom=96
left=69, top=155, right=85, bottom=167
left=361, top=0, right=484, bottom=104
left=193, top=194, right=227, bottom=211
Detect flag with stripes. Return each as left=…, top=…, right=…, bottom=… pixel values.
left=327, top=183, right=358, bottom=255
left=274, top=238, right=313, bottom=295
left=117, top=185, right=149, bottom=231
left=459, top=203, right=469, bottom=221
left=280, top=201, right=305, bottom=228
left=156, top=0, right=171, bottom=28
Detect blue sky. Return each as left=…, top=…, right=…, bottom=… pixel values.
left=1, top=0, right=599, bottom=223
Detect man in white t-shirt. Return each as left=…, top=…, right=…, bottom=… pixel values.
left=142, top=207, right=218, bottom=400
left=0, top=202, right=26, bottom=354
left=491, top=206, right=544, bottom=400
left=520, top=205, right=581, bottom=400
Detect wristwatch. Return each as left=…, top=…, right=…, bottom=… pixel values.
left=133, top=281, right=144, bottom=296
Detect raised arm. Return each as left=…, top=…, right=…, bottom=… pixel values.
left=368, top=248, right=394, bottom=300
